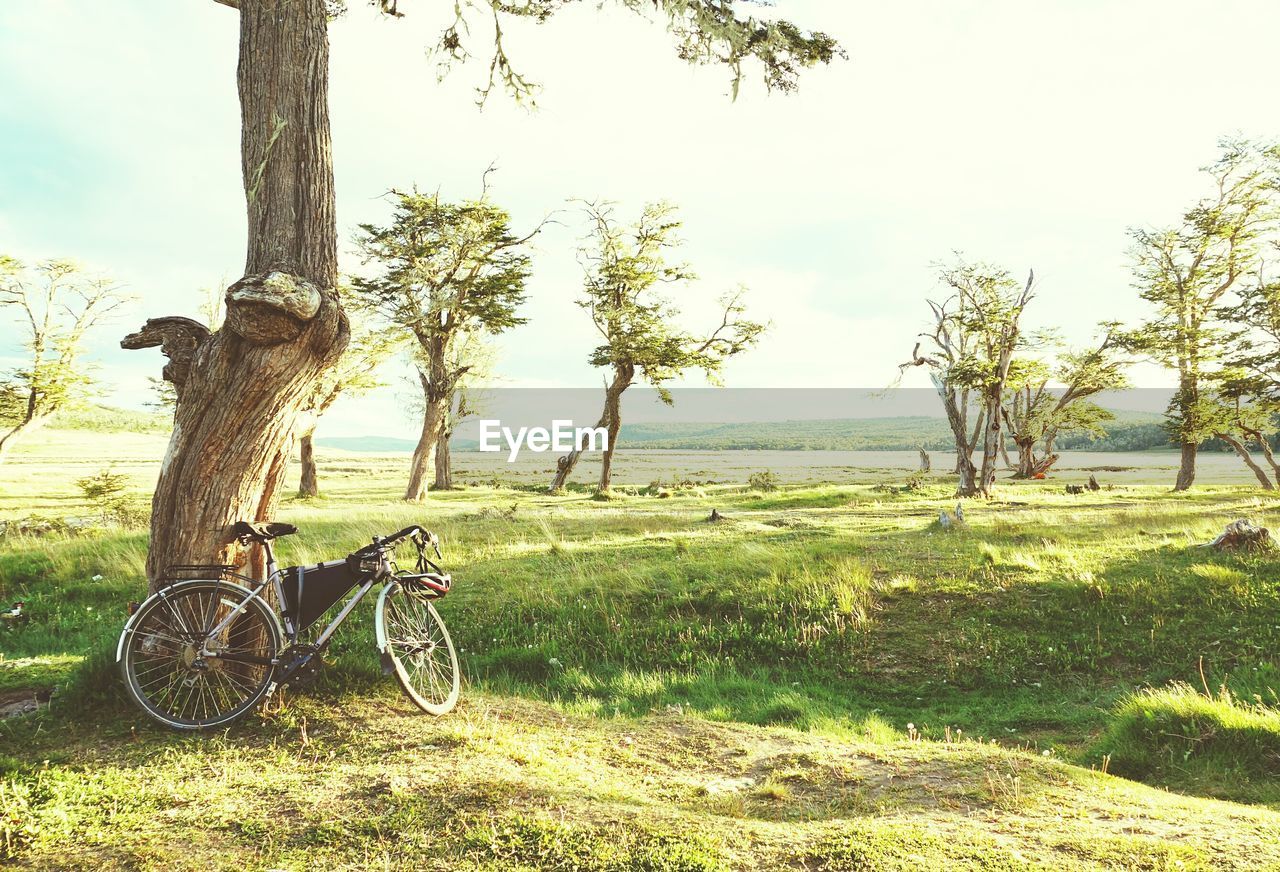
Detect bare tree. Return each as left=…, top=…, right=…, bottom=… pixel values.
left=0, top=257, right=129, bottom=462
left=944, top=261, right=1036, bottom=498
left=899, top=269, right=998, bottom=496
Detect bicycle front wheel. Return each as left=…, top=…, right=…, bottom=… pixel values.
left=119, top=580, right=281, bottom=730
left=376, top=580, right=459, bottom=715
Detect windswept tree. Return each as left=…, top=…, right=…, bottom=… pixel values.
left=297, top=301, right=407, bottom=498
left=549, top=202, right=766, bottom=493
left=1001, top=331, right=1129, bottom=479
left=1123, top=139, right=1279, bottom=491
left=122, top=0, right=839, bottom=590
left=947, top=262, right=1036, bottom=497
left=902, top=259, right=1033, bottom=497
left=353, top=187, right=540, bottom=502
left=1220, top=261, right=1280, bottom=483
left=0, top=257, right=129, bottom=462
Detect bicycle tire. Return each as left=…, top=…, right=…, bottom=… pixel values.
left=118, top=580, right=281, bottom=730
left=375, top=579, right=460, bottom=715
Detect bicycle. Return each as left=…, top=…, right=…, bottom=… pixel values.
left=116, top=521, right=459, bottom=730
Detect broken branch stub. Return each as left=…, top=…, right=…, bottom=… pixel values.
left=120, top=316, right=212, bottom=396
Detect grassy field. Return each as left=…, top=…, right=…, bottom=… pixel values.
left=2, top=429, right=1280, bottom=869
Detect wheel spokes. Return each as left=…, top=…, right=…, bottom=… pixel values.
left=384, top=587, right=455, bottom=707
left=128, top=587, right=274, bottom=724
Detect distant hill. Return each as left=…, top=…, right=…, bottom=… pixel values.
left=318, top=410, right=1174, bottom=453
left=315, top=435, right=421, bottom=453
left=49, top=404, right=171, bottom=435
left=615, top=412, right=1171, bottom=451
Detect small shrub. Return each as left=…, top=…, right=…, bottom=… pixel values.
left=75, top=468, right=143, bottom=527
left=747, top=470, right=780, bottom=492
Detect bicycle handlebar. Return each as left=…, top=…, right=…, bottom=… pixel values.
left=387, top=524, right=425, bottom=545
left=350, top=525, right=436, bottom=562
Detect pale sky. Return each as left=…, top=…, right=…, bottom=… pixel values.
left=1, top=1, right=1276, bottom=437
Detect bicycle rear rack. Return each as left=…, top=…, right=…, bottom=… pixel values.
left=158, top=564, right=238, bottom=585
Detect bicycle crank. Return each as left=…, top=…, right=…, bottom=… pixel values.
left=276, top=644, right=325, bottom=688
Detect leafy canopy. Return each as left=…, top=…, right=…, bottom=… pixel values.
left=342, top=0, right=843, bottom=103
left=352, top=188, right=538, bottom=343
left=577, top=201, right=765, bottom=401
left=0, top=257, right=129, bottom=427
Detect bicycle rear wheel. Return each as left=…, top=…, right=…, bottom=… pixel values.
left=376, top=580, right=459, bottom=715
left=119, top=581, right=281, bottom=730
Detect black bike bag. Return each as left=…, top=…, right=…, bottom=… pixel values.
left=283, top=559, right=362, bottom=631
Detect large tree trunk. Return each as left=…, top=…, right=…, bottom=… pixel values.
left=550, top=365, right=632, bottom=493
left=128, top=0, right=347, bottom=591
left=1174, top=441, right=1197, bottom=492
left=1012, top=437, right=1059, bottom=479
left=405, top=332, right=457, bottom=501
left=1171, top=365, right=1199, bottom=492
left=977, top=391, right=999, bottom=497
left=937, top=386, right=978, bottom=496
left=434, top=429, right=453, bottom=490
left=1217, top=432, right=1276, bottom=490
left=298, top=426, right=319, bottom=498
left=999, top=432, right=1013, bottom=470
left=405, top=384, right=448, bottom=502
left=597, top=383, right=626, bottom=493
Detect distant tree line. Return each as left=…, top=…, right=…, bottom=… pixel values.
left=905, top=139, right=1280, bottom=494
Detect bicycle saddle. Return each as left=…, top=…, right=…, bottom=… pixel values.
left=232, top=520, right=298, bottom=542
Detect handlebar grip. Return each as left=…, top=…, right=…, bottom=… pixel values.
left=388, top=524, right=423, bottom=543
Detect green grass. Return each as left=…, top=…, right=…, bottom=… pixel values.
left=2, top=429, right=1280, bottom=867
left=1099, top=683, right=1280, bottom=804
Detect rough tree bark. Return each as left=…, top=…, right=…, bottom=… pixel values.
left=1175, top=440, right=1198, bottom=492
left=1216, top=432, right=1276, bottom=490
left=298, top=425, right=320, bottom=498
left=1011, top=436, right=1059, bottom=479
left=596, top=378, right=628, bottom=493
left=944, top=400, right=979, bottom=495
left=123, top=1, right=347, bottom=590
left=434, top=431, right=453, bottom=490
left=550, top=366, right=633, bottom=493
left=405, top=344, right=455, bottom=501
left=1172, top=367, right=1199, bottom=491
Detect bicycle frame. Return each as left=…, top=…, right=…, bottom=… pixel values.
left=198, top=537, right=383, bottom=659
